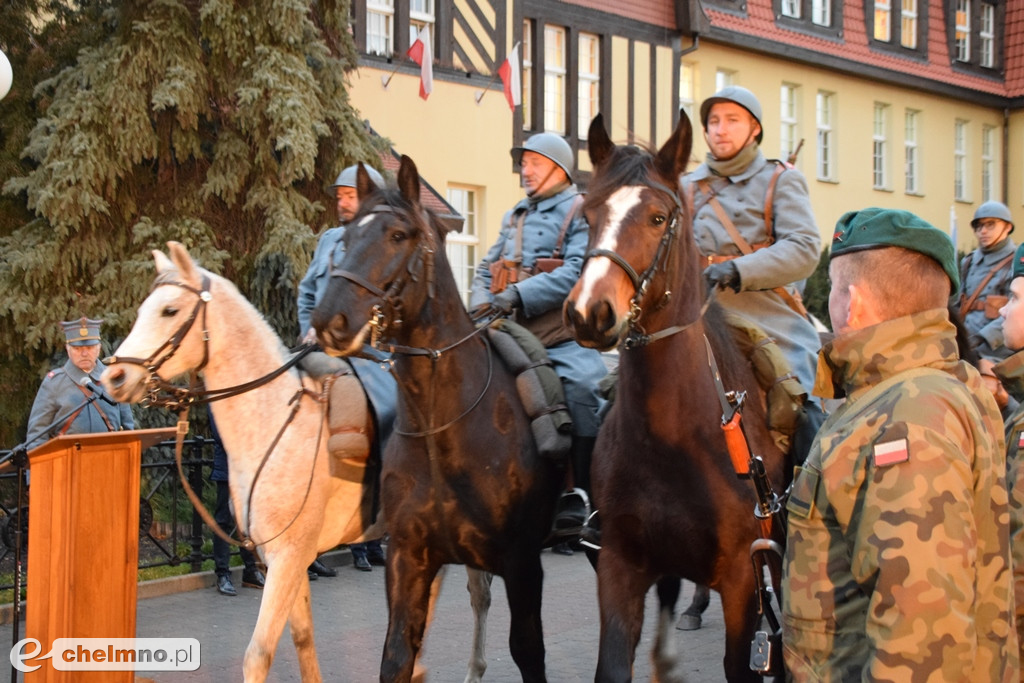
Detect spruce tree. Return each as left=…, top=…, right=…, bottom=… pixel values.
left=0, top=0, right=380, bottom=443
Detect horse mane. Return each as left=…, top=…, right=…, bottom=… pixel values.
left=584, top=144, right=661, bottom=210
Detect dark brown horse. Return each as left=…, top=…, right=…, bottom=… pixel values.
left=564, top=112, right=789, bottom=682
left=312, top=157, right=564, bottom=682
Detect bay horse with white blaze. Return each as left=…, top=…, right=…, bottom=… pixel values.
left=312, top=158, right=564, bottom=682
left=101, top=242, right=493, bottom=683
left=565, top=113, right=789, bottom=682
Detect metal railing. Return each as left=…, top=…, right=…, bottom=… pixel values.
left=0, top=437, right=231, bottom=592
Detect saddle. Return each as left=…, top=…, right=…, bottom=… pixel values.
left=486, top=319, right=573, bottom=462
left=297, top=351, right=372, bottom=481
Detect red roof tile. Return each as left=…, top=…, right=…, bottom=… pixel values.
left=704, top=0, right=1012, bottom=98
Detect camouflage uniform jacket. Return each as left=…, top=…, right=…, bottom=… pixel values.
left=994, top=351, right=1024, bottom=650
left=960, top=236, right=1017, bottom=360
left=783, top=309, right=1018, bottom=681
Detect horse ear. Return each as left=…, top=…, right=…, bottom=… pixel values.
left=397, top=155, right=421, bottom=207
left=356, top=163, right=376, bottom=201
left=588, top=114, right=614, bottom=168
left=153, top=249, right=174, bottom=274
left=166, top=241, right=200, bottom=285
left=653, top=108, right=693, bottom=180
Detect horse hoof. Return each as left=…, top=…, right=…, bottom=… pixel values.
left=675, top=614, right=702, bottom=631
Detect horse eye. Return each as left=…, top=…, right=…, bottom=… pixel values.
left=162, top=306, right=178, bottom=317
left=390, top=230, right=407, bottom=243
left=652, top=215, right=666, bottom=226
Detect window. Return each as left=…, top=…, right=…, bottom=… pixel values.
left=955, top=0, right=971, bottom=62
left=782, top=0, right=801, bottom=18
left=578, top=33, right=600, bottom=140
left=954, top=119, right=968, bottom=201
left=982, top=124, right=996, bottom=202
left=780, top=84, right=799, bottom=162
left=715, top=69, right=735, bottom=92
left=904, top=109, right=920, bottom=194
left=873, top=103, right=890, bottom=190
left=522, top=21, right=533, bottom=131
left=679, top=62, right=696, bottom=120
left=980, top=3, right=995, bottom=67
left=446, top=187, right=480, bottom=307
left=816, top=91, right=835, bottom=181
left=874, top=0, right=891, bottom=41
left=367, top=0, right=394, bottom=56
left=544, top=25, right=567, bottom=134
left=812, top=0, right=831, bottom=26
left=409, top=0, right=434, bottom=45
left=900, top=0, right=917, bottom=49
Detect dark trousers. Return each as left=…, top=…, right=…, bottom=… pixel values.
left=213, top=480, right=258, bottom=576
left=350, top=539, right=383, bottom=559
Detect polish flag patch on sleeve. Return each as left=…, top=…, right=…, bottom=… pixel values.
left=1017, top=431, right=1024, bottom=450
left=873, top=438, right=909, bottom=467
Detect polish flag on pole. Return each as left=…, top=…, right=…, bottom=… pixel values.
left=497, top=42, right=521, bottom=111
left=407, top=26, right=433, bottom=100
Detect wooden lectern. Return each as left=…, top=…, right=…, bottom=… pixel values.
left=24, top=428, right=175, bottom=682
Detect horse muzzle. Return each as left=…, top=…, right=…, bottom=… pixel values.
left=100, top=364, right=149, bottom=404
left=564, top=297, right=625, bottom=352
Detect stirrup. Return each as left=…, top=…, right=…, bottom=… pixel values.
left=550, top=487, right=591, bottom=535
left=578, top=509, right=601, bottom=550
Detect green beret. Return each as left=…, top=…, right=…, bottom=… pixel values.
left=830, top=207, right=959, bottom=292
left=1013, top=243, right=1024, bottom=280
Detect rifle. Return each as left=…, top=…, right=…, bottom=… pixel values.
left=786, top=138, right=804, bottom=166
left=705, top=336, right=785, bottom=676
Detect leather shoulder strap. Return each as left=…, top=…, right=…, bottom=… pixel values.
left=960, top=252, right=1014, bottom=319
left=552, top=194, right=584, bottom=259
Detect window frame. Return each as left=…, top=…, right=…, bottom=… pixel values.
left=816, top=91, right=836, bottom=182
left=904, top=108, right=920, bottom=195
left=873, top=103, right=891, bottom=191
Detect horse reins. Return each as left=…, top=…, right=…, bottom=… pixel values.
left=584, top=177, right=714, bottom=349
left=105, top=274, right=325, bottom=552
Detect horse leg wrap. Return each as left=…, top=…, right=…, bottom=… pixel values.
left=327, top=372, right=371, bottom=482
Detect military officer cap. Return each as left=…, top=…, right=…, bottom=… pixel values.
left=61, top=317, right=102, bottom=347
left=1012, top=243, right=1024, bottom=280
left=830, top=207, right=959, bottom=293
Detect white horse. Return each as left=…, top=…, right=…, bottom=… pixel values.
left=102, top=241, right=492, bottom=683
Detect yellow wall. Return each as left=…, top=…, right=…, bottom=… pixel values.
left=347, top=66, right=524, bottom=250
left=687, top=42, right=1014, bottom=252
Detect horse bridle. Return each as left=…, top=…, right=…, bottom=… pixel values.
left=327, top=201, right=496, bottom=436
left=583, top=178, right=712, bottom=348
left=105, top=272, right=321, bottom=552
left=329, top=203, right=440, bottom=349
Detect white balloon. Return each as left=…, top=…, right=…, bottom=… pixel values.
left=0, top=49, right=12, bottom=101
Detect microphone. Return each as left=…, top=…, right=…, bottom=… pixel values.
left=79, top=377, right=116, bottom=406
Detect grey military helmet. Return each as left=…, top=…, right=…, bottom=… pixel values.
left=333, top=163, right=385, bottom=189
left=510, top=133, right=574, bottom=180
left=700, top=85, right=764, bottom=144
left=972, top=200, right=1014, bottom=233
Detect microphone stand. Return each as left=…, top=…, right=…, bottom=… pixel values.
left=2, top=392, right=102, bottom=683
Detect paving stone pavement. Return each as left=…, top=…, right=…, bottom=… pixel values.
left=2, top=549, right=730, bottom=682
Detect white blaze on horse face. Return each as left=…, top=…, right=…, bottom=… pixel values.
left=574, top=185, right=645, bottom=318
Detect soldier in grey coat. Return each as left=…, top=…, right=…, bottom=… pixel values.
left=959, top=200, right=1017, bottom=360
left=681, top=85, right=822, bottom=407
left=470, top=132, right=607, bottom=533
left=25, top=317, right=134, bottom=449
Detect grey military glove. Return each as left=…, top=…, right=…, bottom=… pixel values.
left=703, top=261, right=741, bottom=293
left=492, top=287, right=522, bottom=315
